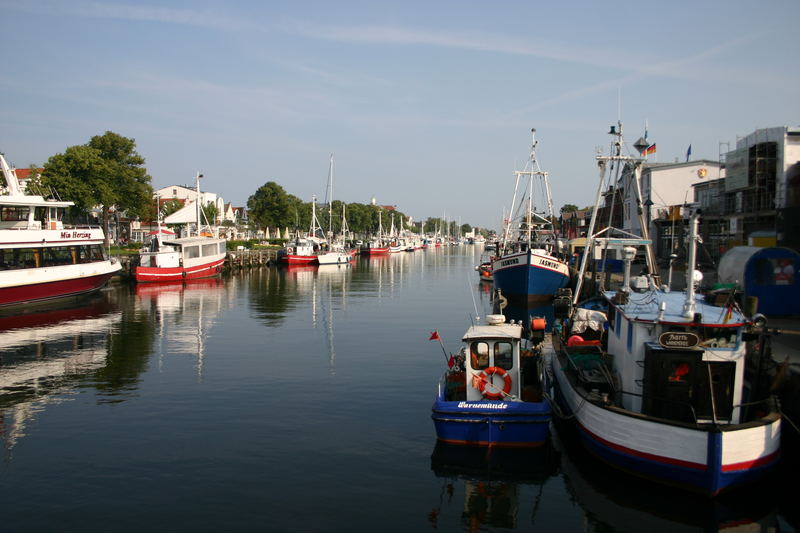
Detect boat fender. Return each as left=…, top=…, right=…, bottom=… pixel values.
left=530, top=317, right=547, bottom=331
left=478, top=366, right=512, bottom=400
left=566, top=335, right=584, bottom=347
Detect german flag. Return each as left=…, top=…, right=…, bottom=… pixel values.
left=644, top=143, right=657, bottom=155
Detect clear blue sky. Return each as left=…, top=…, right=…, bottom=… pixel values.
left=2, top=1, right=798, bottom=230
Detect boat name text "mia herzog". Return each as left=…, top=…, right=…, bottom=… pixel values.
left=60, top=231, right=93, bottom=239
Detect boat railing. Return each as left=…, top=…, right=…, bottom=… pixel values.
left=612, top=389, right=701, bottom=424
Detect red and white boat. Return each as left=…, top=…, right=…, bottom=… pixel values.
left=0, top=153, right=121, bottom=306
left=135, top=173, right=226, bottom=282
left=135, top=235, right=226, bottom=282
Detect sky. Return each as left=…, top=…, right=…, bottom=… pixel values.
left=2, top=0, right=798, bottom=230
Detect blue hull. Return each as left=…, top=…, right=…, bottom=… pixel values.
left=431, top=395, right=551, bottom=447
left=551, top=377, right=780, bottom=495
left=492, top=250, right=569, bottom=303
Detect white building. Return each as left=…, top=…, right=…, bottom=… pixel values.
left=624, top=160, right=723, bottom=237
left=154, top=184, right=227, bottom=222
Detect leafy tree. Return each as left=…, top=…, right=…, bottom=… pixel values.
left=247, top=181, right=292, bottom=231
left=160, top=199, right=184, bottom=218
left=41, top=131, right=152, bottom=245
left=560, top=203, right=579, bottom=213
left=201, top=201, right=218, bottom=226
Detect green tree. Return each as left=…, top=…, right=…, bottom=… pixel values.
left=201, top=201, right=218, bottom=226
left=160, top=199, right=184, bottom=218
left=247, top=181, right=292, bottom=231
left=41, top=131, right=152, bottom=245
left=560, top=203, right=578, bottom=213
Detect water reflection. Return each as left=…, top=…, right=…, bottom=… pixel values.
left=0, top=295, right=122, bottom=453
left=429, top=442, right=559, bottom=530
left=557, top=430, right=780, bottom=532
left=135, top=278, right=228, bottom=381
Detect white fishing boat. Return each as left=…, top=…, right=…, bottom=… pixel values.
left=136, top=172, right=226, bottom=282
left=0, top=153, right=121, bottom=305
left=548, top=122, right=781, bottom=496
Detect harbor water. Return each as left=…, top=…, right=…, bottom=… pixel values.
left=0, top=247, right=795, bottom=532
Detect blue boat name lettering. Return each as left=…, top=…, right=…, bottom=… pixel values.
left=457, top=402, right=508, bottom=409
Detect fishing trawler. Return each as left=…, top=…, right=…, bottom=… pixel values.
left=548, top=122, right=781, bottom=496
left=491, top=130, right=569, bottom=305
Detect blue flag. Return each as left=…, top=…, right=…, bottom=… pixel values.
left=686, top=144, right=692, bottom=162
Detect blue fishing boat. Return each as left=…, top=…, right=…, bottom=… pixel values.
left=431, top=314, right=551, bottom=447
left=492, top=130, right=569, bottom=304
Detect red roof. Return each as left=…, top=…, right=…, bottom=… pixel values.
left=14, top=168, right=43, bottom=180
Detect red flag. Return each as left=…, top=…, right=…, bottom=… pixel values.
left=429, top=331, right=441, bottom=341
left=447, top=355, right=455, bottom=368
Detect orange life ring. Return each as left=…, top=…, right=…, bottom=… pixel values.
left=478, top=366, right=512, bottom=400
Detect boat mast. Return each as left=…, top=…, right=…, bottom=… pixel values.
left=511, top=129, right=549, bottom=249
left=195, top=172, right=204, bottom=237
left=327, top=154, right=334, bottom=240
left=572, top=121, right=661, bottom=305
left=682, top=210, right=700, bottom=318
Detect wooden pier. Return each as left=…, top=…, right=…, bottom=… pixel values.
left=224, top=248, right=278, bottom=270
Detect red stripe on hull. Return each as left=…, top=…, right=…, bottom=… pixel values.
left=360, top=248, right=389, bottom=255
left=578, top=421, right=708, bottom=471
left=721, top=450, right=780, bottom=472
left=135, top=259, right=225, bottom=283
left=0, top=272, right=115, bottom=306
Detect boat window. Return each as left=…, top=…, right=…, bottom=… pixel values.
left=698, top=327, right=739, bottom=349
left=2, top=207, right=29, bottom=221
left=470, top=342, right=490, bottom=370
left=89, top=245, right=106, bottom=261
left=494, top=342, right=513, bottom=370
left=185, top=246, right=200, bottom=259
left=218, top=241, right=226, bottom=254
left=43, top=247, right=73, bottom=266
left=202, top=243, right=217, bottom=257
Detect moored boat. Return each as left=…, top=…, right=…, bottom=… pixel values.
left=136, top=173, right=226, bottom=282
left=548, top=123, right=781, bottom=496
left=492, top=130, right=569, bottom=305
left=0, top=153, right=121, bottom=305
left=431, top=314, right=551, bottom=447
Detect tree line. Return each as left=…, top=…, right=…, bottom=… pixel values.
left=11, top=130, right=483, bottom=241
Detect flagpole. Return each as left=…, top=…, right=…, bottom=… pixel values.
left=429, top=331, right=451, bottom=366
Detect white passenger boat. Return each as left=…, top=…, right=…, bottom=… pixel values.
left=0, top=153, right=121, bottom=305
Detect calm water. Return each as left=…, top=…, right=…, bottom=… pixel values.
left=0, top=247, right=795, bottom=532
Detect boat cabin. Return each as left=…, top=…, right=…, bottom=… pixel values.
left=449, top=315, right=543, bottom=403
left=139, top=237, right=227, bottom=269
left=565, top=291, right=749, bottom=426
